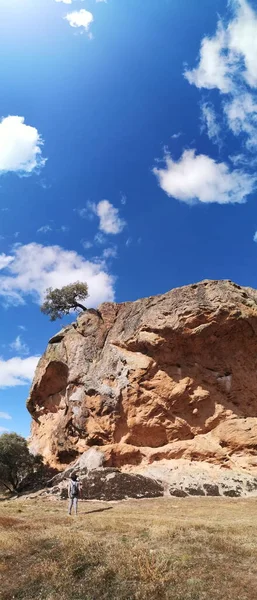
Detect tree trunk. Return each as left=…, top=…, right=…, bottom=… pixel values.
left=74, top=302, right=87, bottom=312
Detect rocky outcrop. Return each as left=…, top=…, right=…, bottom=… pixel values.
left=42, top=451, right=257, bottom=500
left=27, top=280, right=257, bottom=478
left=133, top=459, right=257, bottom=498
left=60, top=469, right=164, bottom=501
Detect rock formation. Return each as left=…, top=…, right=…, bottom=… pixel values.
left=41, top=450, right=257, bottom=501
left=27, top=280, right=257, bottom=483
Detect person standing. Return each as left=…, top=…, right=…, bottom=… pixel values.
left=68, top=473, right=80, bottom=515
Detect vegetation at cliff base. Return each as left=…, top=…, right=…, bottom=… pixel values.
left=1, top=497, right=257, bottom=600
left=0, top=433, right=43, bottom=494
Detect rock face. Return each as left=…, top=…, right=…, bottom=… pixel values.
left=27, top=280, right=257, bottom=476
left=43, top=453, right=257, bottom=501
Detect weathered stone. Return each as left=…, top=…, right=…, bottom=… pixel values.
left=48, top=448, right=105, bottom=486
left=203, top=483, right=220, bottom=496
left=27, top=280, right=257, bottom=477
left=130, top=461, right=257, bottom=497
left=223, top=488, right=242, bottom=498
left=246, top=479, right=257, bottom=492
left=60, top=468, right=164, bottom=501
left=74, top=448, right=105, bottom=471
left=169, top=488, right=188, bottom=498
left=186, top=486, right=205, bottom=496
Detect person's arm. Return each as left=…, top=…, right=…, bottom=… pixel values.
left=68, top=482, right=71, bottom=498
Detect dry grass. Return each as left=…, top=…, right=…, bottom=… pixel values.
left=0, top=496, right=257, bottom=600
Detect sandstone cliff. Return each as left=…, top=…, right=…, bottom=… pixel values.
left=27, top=280, right=257, bottom=474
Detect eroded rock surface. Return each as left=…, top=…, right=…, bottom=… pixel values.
left=28, top=280, right=257, bottom=477
left=43, top=455, right=257, bottom=500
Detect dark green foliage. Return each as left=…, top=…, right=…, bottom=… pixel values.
left=40, top=281, right=89, bottom=321
left=0, top=432, right=43, bottom=493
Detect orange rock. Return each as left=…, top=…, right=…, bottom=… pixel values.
left=27, top=280, right=257, bottom=473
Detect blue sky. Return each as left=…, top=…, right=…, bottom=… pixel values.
left=1, top=0, right=257, bottom=438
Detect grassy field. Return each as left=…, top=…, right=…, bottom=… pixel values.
left=0, top=496, right=257, bottom=600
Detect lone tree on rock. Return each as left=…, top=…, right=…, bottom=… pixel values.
left=40, top=281, right=89, bottom=321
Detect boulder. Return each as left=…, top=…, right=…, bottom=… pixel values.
left=27, top=280, right=257, bottom=478
left=60, top=468, right=164, bottom=501
left=48, top=448, right=105, bottom=486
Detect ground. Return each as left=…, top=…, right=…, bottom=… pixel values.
left=0, top=497, right=257, bottom=600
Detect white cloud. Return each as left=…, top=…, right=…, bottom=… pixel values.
left=96, top=200, right=126, bottom=234
left=103, top=247, right=117, bottom=259
left=229, top=152, right=257, bottom=168
left=171, top=132, right=182, bottom=140
left=228, top=0, right=257, bottom=89
left=94, top=232, right=106, bottom=245
left=201, top=103, right=222, bottom=146
left=153, top=149, right=256, bottom=204
left=0, top=412, right=11, bottom=420
left=0, top=242, right=115, bottom=307
left=74, top=203, right=95, bottom=220
left=10, top=336, right=29, bottom=356
left=0, top=426, right=9, bottom=433
left=37, top=225, right=52, bottom=234
left=56, top=0, right=72, bottom=4
left=184, top=0, right=257, bottom=165
left=65, top=9, right=94, bottom=33
left=75, top=208, right=88, bottom=218
left=0, top=356, right=39, bottom=388
left=185, top=1, right=257, bottom=94
left=0, top=116, right=45, bottom=174
left=253, top=232, right=257, bottom=243
left=184, top=24, right=232, bottom=93
left=81, top=240, right=93, bottom=250
left=0, top=254, right=14, bottom=271
left=37, top=224, right=69, bottom=234
left=224, top=93, right=257, bottom=148
left=76, top=200, right=126, bottom=236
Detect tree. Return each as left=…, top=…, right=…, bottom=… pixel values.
left=0, top=433, right=43, bottom=494
left=40, top=281, right=89, bottom=321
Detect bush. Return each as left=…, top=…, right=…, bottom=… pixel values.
left=0, top=432, right=43, bottom=494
